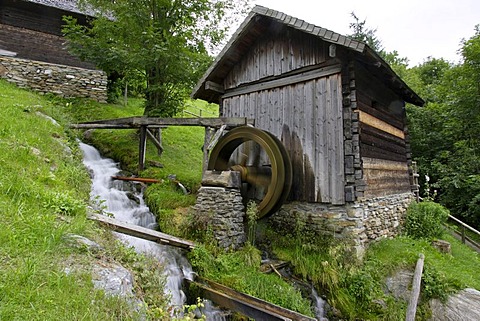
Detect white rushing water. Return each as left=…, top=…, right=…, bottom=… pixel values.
left=80, top=142, right=194, bottom=315
left=312, top=287, right=328, bottom=321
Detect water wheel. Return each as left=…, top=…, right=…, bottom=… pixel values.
left=207, top=126, right=292, bottom=219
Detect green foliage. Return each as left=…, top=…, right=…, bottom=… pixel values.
left=187, top=245, right=314, bottom=316
left=179, top=209, right=215, bottom=244
left=404, top=201, right=449, bottom=240
left=43, top=191, right=86, bottom=216
left=63, top=0, right=250, bottom=116
left=421, top=265, right=455, bottom=302
left=348, top=12, right=383, bottom=53
left=270, top=217, right=480, bottom=320
left=406, top=28, right=480, bottom=228
left=245, top=201, right=258, bottom=245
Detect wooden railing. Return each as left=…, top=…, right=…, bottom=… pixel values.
left=446, top=215, right=480, bottom=250
left=181, top=105, right=217, bottom=118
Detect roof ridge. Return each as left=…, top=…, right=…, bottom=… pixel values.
left=252, top=5, right=365, bottom=52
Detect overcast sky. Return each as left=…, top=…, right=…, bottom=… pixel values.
left=252, top=0, right=479, bottom=66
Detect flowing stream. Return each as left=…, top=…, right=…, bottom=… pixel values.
left=80, top=142, right=194, bottom=315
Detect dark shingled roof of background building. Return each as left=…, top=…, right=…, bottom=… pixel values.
left=26, top=0, right=95, bottom=16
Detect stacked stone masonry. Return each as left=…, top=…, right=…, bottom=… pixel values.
left=193, top=186, right=246, bottom=249
left=0, top=56, right=107, bottom=102
left=269, top=192, right=413, bottom=256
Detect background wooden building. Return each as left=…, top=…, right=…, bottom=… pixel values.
left=193, top=6, right=424, bottom=210
left=0, top=0, right=93, bottom=68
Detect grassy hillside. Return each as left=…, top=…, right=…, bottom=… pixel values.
left=0, top=80, right=173, bottom=320
left=0, top=80, right=134, bottom=319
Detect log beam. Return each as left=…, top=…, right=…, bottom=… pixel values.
left=89, top=214, right=195, bottom=250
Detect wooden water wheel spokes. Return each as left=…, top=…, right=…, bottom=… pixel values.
left=207, top=126, right=292, bottom=219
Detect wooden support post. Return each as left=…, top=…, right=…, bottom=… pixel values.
left=156, top=128, right=163, bottom=156
left=203, top=127, right=214, bottom=176
left=406, top=253, right=425, bottom=321
left=462, top=227, right=466, bottom=244
left=146, top=128, right=164, bottom=157
left=139, top=125, right=147, bottom=172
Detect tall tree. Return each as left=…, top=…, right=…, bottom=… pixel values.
left=407, top=28, right=480, bottom=226
left=348, top=12, right=383, bottom=53
left=348, top=12, right=410, bottom=75
left=63, top=0, right=250, bottom=116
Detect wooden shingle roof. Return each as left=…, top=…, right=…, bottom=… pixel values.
left=192, top=5, right=424, bottom=107
left=25, top=0, right=95, bottom=16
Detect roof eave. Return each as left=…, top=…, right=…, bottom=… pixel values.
left=363, top=47, right=425, bottom=106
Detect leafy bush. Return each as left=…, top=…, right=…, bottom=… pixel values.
left=421, top=265, right=455, bottom=302
left=404, top=201, right=449, bottom=239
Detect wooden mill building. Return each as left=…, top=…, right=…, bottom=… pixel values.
left=0, top=1, right=106, bottom=101
left=193, top=6, right=424, bottom=249
left=0, top=0, right=93, bottom=68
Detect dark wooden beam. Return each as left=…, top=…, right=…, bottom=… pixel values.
left=222, top=64, right=341, bottom=99
left=131, top=117, right=254, bottom=128
left=89, top=214, right=195, bottom=250
left=139, top=126, right=147, bottom=171
left=70, top=124, right=135, bottom=129
left=205, top=81, right=225, bottom=94
left=71, top=117, right=254, bottom=129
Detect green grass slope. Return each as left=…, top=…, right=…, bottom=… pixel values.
left=0, top=80, right=170, bottom=320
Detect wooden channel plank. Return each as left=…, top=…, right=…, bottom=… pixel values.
left=71, top=117, right=254, bottom=129
left=189, top=277, right=317, bottom=321
left=89, top=214, right=195, bottom=250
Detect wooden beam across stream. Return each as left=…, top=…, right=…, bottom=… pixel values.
left=70, top=117, right=254, bottom=129
left=88, top=213, right=195, bottom=250
left=70, top=116, right=254, bottom=171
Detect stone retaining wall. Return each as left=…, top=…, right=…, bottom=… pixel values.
left=269, top=193, right=414, bottom=256
left=193, top=186, right=246, bottom=249
left=0, top=56, right=107, bottom=102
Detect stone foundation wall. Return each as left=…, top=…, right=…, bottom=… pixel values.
left=0, top=56, right=107, bottom=102
left=269, top=192, right=414, bottom=255
left=193, top=186, right=246, bottom=249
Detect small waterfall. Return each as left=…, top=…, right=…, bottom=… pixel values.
left=80, top=142, right=194, bottom=314
left=312, top=287, right=328, bottom=321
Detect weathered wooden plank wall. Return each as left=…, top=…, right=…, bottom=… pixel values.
left=1, top=0, right=89, bottom=36
left=0, top=24, right=95, bottom=69
left=224, top=28, right=328, bottom=89
left=362, top=158, right=411, bottom=198
left=223, top=74, right=345, bottom=204
left=0, top=0, right=94, bottom=69
left=354, top=62, right=411, bottom=197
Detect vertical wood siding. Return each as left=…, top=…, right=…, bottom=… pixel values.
left=222, top=73, right=345, bottom=204
left=224, top=29, right=328, bottom=90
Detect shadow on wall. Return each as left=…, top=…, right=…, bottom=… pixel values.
left=281, top=124, right=316, bottom=202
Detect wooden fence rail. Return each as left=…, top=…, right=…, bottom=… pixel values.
left=447, top=215, right=480, bottom=250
